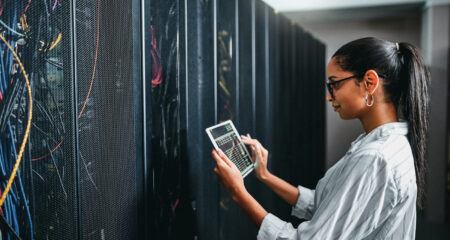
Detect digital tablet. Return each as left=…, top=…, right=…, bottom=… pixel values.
left=206, top=120, right=254, bottom=178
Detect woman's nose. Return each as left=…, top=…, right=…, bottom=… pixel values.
left=326, top=92, right=333, bottom=102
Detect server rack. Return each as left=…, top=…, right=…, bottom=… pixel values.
left=0, top=0, right=145, bottom=239
left=446, top=29, right=450, bottom=222
left=0, top=0, right=325, bottom=239
left=182, top=1, right=218, bottom=239
left=75, top=0, right=143, bottom=239
left=253, top=0, right=275, bottom=217
left=147, top=0, right=326, bottom=239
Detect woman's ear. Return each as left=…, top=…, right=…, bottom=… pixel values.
left=363, top=70, right=380, bottom=94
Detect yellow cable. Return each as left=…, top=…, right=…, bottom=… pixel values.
left=0, top=34, right=33, bottom=208
left=49, top=33, right=62, bottom=51
left=218, top=79, right=231, bottom=97
left=20, top=14, right=29, bottom=32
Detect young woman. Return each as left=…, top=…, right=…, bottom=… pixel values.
left=212, top=37, right=430, bottom=239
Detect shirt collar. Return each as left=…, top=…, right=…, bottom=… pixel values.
left=348, top=121, right=408, bottom=153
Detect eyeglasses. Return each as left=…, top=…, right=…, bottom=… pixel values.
left=326, top=72, right=387, bottom=98
left=326, top=75, right=358, bottom=99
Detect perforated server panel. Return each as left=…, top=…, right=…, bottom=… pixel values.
left=74, top=0, right=143, bottom=239
left=12, top=0, right=145, bottom=239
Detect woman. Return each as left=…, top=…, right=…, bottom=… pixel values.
left=212, top=37, right=429, bottom=239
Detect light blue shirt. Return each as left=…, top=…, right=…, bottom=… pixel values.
left=258, top=122, right=417, bottom=239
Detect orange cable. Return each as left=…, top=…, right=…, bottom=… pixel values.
left=48, top=32, right=61, bottom=51
left=31, top=140, right=63, bottom=161
left=78, top=0, right=100, bottom=118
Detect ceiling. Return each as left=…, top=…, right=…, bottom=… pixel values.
left=261, top=0, right=450, bottom=12
left=283, top=3, right=424, bottom=23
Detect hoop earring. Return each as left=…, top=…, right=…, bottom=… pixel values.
left=365, top=93, right=374, bottom=107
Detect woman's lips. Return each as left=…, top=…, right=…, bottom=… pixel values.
left=333, top=105, right=340, bottom=111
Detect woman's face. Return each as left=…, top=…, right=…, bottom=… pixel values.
left=326, top=57, right=367, bottom=120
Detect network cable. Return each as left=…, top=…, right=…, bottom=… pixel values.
left=0, top=32, right=33, bottom=240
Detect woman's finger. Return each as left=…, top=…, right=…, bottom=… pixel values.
left=250, top=145, right=256, bottom=163
left=255, top=144, right=264, bottom=162
left=252, top=139, right=267, bottom=156
left=212, top=150, right=228, bottom=168
left=211, top=150, right=221, bottom=165
left=241, top=135, right=264, bottom=149
left=217, top=149, right=236, bottom=168
left=214, top=149, right=230, bottom=167
left=242, top=138, right=263, bottom=154
left=241, top=137, right=259, bottom=147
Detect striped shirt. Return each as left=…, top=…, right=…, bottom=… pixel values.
left=257, top=122, right=417, bottom=240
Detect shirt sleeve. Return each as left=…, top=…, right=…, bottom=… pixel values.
left=291, top=185, right=315, bottom=220
left=257, top=151, right=398, bottom=240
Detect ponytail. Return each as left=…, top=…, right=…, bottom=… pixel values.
left=332, top=37, right=430, bottom=208
left=398, top=42, right=430, bottom=209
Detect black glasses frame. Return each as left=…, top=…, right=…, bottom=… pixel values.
left=326, top=75, right=358, bottom=99
left=326, top=72, right=387, bottom=98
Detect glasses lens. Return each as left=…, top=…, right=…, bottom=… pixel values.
left=326, top=83, right=333, bottom=98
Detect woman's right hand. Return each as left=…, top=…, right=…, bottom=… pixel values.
left=241, top=134, right=270, bottom=181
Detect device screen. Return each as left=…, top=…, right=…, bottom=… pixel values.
left=209, top=122, right=253, bottom=174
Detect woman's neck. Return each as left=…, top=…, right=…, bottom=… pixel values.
left=359, top=102, right=398, bottom=133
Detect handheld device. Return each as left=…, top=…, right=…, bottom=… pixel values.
left=206, top=120, right=254, bottom=178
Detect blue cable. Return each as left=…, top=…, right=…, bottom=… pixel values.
left=0, top=20, right=24, bottom=37
left=0, top=3, right=34, bottom=239
left=0, top=45, right=7, bottom=93
left=0, top=143, right=7, bottom=175
left=11, top=198, right=19, bottom=237
left=5, top=192, right=13, bottom=240
left=9, top=196, right=19, bottom=240
left=9, top=122, right=34, bottom=240
left=4, top=3, right=17, bottom=75
left=0, top=8, right=14, bottom=240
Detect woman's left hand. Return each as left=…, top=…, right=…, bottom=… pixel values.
left=212, top=149, right=246, bottom=198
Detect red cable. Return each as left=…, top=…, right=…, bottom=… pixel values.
left=31, top=140, right=63, bottom=161
left=78, top=0, right=100, bottom=118
left=0, top=1, right=5, bottom=16
left=34, top=1, right=99, bottom=160
left=23, top=0, right=32, bottom=14
left=151, top=27, right=163, bottom=88
left=172, top=199, right=180, bottom=211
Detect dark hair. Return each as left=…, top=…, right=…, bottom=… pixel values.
left=332, top=37, right=430, bottom=209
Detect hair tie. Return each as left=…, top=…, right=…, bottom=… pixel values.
left=395, top=42, right=400, bottom=51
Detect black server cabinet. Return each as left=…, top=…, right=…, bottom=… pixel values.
left=180, top=1, right=281, bottom=239
left=270, top=14, right=326, bottom=222
left=253, top=0, right=275, bottom=214
left=74, top=0, right=143, bottom=239
left=272, top=13, right=292, bottom=218
left=215, top=0, right=258, bottom=239
left=148, top=0, right=193, bottom=239
left=183, top=1, right=219, bottom=239
left=148, top=0, right=327, bottom=237
left=0, top=0, right=144, bottom=239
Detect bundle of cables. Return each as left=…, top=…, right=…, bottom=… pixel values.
left=0, top=1, right=34, bottom=239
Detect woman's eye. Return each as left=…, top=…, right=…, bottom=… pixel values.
left=335, top=81, right=345, bottom=89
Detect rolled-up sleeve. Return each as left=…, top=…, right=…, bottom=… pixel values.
left=257, top=213, right=298, bottom=240
left=257, top=152, right=397, bottom=240
left=291, top=185, right=315, bottom=220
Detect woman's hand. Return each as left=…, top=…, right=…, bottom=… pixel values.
left=241, top=134, right=270, bottom=181
left=212, top=150, right=268, bottom=227
left=212, top=149, right=246, bottom=198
